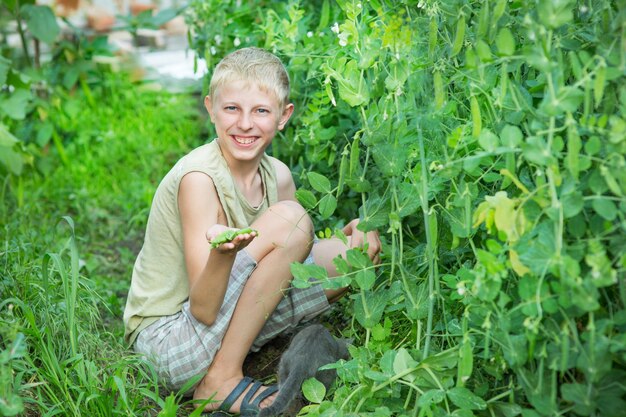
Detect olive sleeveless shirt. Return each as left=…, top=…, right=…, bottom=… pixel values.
left=123, top=139, right=278, bottom=345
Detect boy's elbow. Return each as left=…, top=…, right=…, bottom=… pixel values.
left=189, top=302, right=217, bottom=326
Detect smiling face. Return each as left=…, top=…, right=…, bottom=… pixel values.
left=205, top=80, right=294, bottom=166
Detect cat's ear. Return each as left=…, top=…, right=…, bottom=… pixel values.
left=340, top=337, right=354, bottom=346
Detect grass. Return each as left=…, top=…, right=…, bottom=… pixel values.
left=0, top=74, right=206, bottom=416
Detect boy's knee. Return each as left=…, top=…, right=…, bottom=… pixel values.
left=267, top=200, right=313, bottom=238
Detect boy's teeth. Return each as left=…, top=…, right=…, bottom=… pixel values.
left=234, top=136, right=255, bottom=144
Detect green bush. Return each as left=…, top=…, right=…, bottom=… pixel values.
left=186, top=0, right=626, bottom=415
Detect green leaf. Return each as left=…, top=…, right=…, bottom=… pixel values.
left=561, top=383, right=594, bottom=414
left=151, top=7, right=180, bottom=27
left=372, top=143, right=407, bottom=177
left=295, top=189, right=317, bottom=209
left=307, top=171, right=332, bottom=193
left=354, top=269, right=376, bottom=291
left=21, top=5, right=60, bottom=44
left=336, top=59, right=370, bottom=107
left=522, top=136, right=553, bottom=165
left=561, top=190, right=584, bottom=218
left=0, top=392, right=24, bottom=416
left=0, top=89, right=32, bottom=120
left=393, top=348, right=418, bottom=382
left=398, top=182, right=420, bottom=217
left=478, top=129, right=500, bottom=152
left=539, top=86, right=584, bottom=116
left=346, top=248, right=370, bottom=269
left=592, top=197, right=617, bottom=221
left=500, top=124, right=523, bottom=147
left=290, top=262, right=328, bottom=288
left=302, top=378, right=326, bottom=403
left=318, top=194, right=337, bottom=219
left=353, top=289, right=389, bottom=329
left=447, top=387, right=487, bottom=410
left=0, top=123, right=23, bottom=175
left=36, top=122, right=54, bottom=147
left=0, top=56, right=10, bottom=86
left=516, top=221, right=556, bottom=276
left=496, top=27, right=515, bottom=56
left=417, top=389, right=446, bottom=407
left=537, top=0, right=574, bottom=29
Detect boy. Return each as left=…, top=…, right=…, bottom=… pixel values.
left=123, top=47, right=380, bottom=415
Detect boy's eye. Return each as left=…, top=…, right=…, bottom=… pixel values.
left=224, top=106, right=237, bottom=111
left=256, top=108, right=270, bottom=114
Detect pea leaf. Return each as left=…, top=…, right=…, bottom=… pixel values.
left=500, top=124, right=523, bottom=147
left=302, top=378, right=326, bottom=403
left=417, top=389, right=446, bottom=407
left=290, top=262, right=328, bottom=288
left=398, top=182, right=421, bottom=217
left=336, top=59, right=370, bottom=107
left=522, top=136, right=553, bottom=165
left=353, top=289, right=389, bottom=329
left=318, top=194, right=337, bottom=219
left=393, top=348, right=418, bottom=382
left=372, top=143, right=407, bottom=177
left=478, top=129, right=500, bottom=152
left=295, top=189, right=317, bottom=209
left=354, top=269, right=376, bottom=291
left=537, top=0, right=574, bottom=29
left=561, top=190, right=584, bottom=218
left=307, top=171, right=332, bottom=193
left=447, top=387, right=487, bottom=410
left=592, top=197, right=617, bottom=221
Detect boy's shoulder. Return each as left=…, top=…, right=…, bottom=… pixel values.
left=267, top=155, right=291, bottom=178
left=267, top=155, right=296, bottom=199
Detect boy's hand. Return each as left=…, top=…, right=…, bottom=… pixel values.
left=342, top=219, right=381, bottom=265
left=206, top=225, right=257, bottom=253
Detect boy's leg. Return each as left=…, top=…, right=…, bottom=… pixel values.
left=311, top=237, right=352, bottom=303
left=193, top=200, right=313, bottom=412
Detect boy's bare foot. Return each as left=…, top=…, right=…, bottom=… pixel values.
left=193, top=375, right=277, bottom=413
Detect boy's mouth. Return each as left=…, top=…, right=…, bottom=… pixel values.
left=232, top=135, right=258, bottom=145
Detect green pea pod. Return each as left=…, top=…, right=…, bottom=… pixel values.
left=210, top=227, right=257, bottom=248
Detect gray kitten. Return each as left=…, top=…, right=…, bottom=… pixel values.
left=257, top=324, right=350, bottom=417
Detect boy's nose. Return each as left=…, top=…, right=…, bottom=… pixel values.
left=237, top=113, right=253, bottom=130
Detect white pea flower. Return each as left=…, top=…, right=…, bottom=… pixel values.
left=233, top=37, right=241, bottom=47
left=210, top=46, right=217, bottom=55
left=338, top=32, right=349, bottom=46
left=357, top=2, right=362, bottom=8
left=214, top=34, right=222, bottom=45
left=331, top=22, right=340, bottom=34
left=307, top=31, right=314, bottom=38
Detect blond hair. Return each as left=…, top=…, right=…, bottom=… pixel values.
left=210, top=47, right=290, bottom=109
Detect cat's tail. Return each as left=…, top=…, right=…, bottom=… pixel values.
left=257, top=371, right=303, bottom=417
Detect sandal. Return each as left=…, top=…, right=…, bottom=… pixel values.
left=202, top=376, right=278, bottom=416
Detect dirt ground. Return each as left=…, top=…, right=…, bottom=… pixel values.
left=243, top=333, right=293, bottom=383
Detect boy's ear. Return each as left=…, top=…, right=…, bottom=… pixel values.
left=278, top=103, right=294, bottom=131
left=204, top=95, right=215, bottom=122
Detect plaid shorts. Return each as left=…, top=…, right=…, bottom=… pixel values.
left=134, top=249, right=330, bottom=394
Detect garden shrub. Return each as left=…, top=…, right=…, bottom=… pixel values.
left=186, top=1, right=626, bottom=416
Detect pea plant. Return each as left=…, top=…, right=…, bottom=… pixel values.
left=187, top=0, right=626, bottom=415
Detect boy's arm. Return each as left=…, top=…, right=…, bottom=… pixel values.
left=178, top=172, right=254, bottom=325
